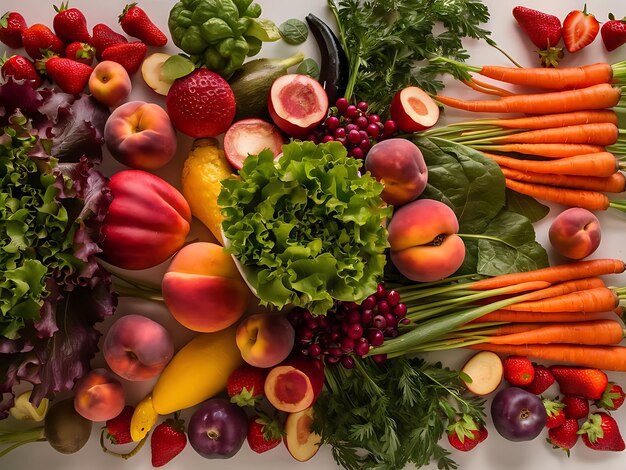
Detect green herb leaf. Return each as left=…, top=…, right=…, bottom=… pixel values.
left=296, top=58, right=320, bottom=79
left=161, top=54, right=196, bottom=81
left=279, top=18, right=308, bottom=44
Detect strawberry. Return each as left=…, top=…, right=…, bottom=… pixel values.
left=118, top=3, right=167, bottom=47
left=512, top=6, right=563, bottom=68
left=601, top=14, right=626, bottom=52
left=0, top=54, right=42, bottom=87
left=101, top=41, right=147, bottom=75
left=21, top=24, right=65, bottom=60
left=596, top=383, right=626, bottom=411
left=65, top=42, right=95, bottom=66
left=523, top=364, right=555, bottom=395
left=503, top=356, right=535, bottom=386
left=43, top=56, right=93, bottom=94
left=151, top=417, right=187, bottom=467
left=550, top=366, right=608, bottom=400
left=562, top=395, right=590, bottom=420
left=579, top=412, right=625, bottom=452
left=92, top=23, right=128, bottom=61
left=247, top=414, right=283, bottom=454
left=104, top=405, right=135, bottom=445
left=226, top=365, right=267, bottom=407
left=53, top=2, right=90, bottom=44
left=446, top=415, right=487, bottom=452
left=0, top=12, right=27, bottom=49
left=544, top=398, right=566, bottom=429
left=547, top=418, right=579, bottom=455
left=562, top=5, right=600, bottom=53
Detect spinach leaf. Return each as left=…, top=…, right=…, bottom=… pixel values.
left=296, top=58, right=320, bottom=79
left=505, top=188, right=550, bottom=223
left=279, top=19, right=308, bottom=44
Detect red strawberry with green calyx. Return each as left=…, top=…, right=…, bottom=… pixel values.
left=92, top=23, right=128, bottom=61
left=523, top=364, right=555, bottom=395
left=503, top=355, right=535, bottom=386
left=562, top=5, right=599, bottom=53
left=21, top=24, right=65, bottom=60
left=41, top=55, right=93, bottom=95
left=53, top=2, right=90, bottom=44
left=247, top=413, right=283, bottom=454
left=579, top=412, right=625, bottom=452
left=550, top=366, right=608, bottom=400
left=596, top=383, right=626, bottom=411
left=101, top=41, right=147, bottom=75
left=512, top=6, right=563, bottom=68
left=226, top=364, right=267, bottom=407
left=562, top=395, right=590, bottom=420
left=548, top=418, right=579, bottom=455
left=0, top=53, right=42, bottom=87
left=118, top=3, right=167, bottom=47
left=446, top=414, right=487, bottom=452
left=151, top=416, right=187, bottom=467
left=65, top=42, right=95, bottom=66
left=601, top=14, right=626, bottom=52
left=544, top=398, right=566, bottom=429
left=103, top=405, right=135, bottom=445
left=0, top=11, right=27, bottom=49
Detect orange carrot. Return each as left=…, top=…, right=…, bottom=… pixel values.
left=468, top=343, right=626, bottom=371
left=472, top=110, right=618, bottom=129
left=477, top=63, right=614, bottom=90
left=473, top=143, right=606, bottom=158
left=436, top=84, right=621, bottom=114
left=501, top=168, right=626, bottom=193
left=470, top=258, right=625, bottom=291
left=474, top=310, right=617, bottom=323
left=463, top=78, right=513, bottom=97
left=504, top=287, right=619, bottom=313
left=484, top=152, right=618, bottom=177
left=505, top=178, right=611, bottom=211
left=483, top=123, right=619, bottom=146
left=486, top=320, right=624, bottom=345
left=511, top=278, right=606, bottom=302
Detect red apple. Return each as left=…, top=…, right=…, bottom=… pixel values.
left=548, top=207, right=602, bottom=259
left=268, top=74, right=328, bottom=138
left=235, top=313, right=295, bottom=368
left=103, top=314, right=175, bottom=381
left=223, top=118, right=285, bottom=170
left=390, top=86, right=440, bottom=132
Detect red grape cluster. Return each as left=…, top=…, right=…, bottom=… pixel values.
left=287, top=283, right=408, bottom=369
left=305, top=98, right=398, bottom=159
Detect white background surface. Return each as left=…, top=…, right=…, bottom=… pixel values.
left=2, top=0, right=626, bottom=469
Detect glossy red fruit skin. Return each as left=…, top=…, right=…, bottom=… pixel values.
left=21, top=24, right=65, bottom=60
left=547, top=418, right=579, bottom=453
left=0, top=12, right=27, bottom=49
left=247, top=417, right=281, bottom=454
left=226, top=365, right=267, bottom=407
left=101, top=41, right=147, bottom=75
left=562, top=395, right=590, bottom=420
left=523, top=364, right=555, bottom=394
left=166, top=69, right=236, bottom=138
left=550, top=366, right=608, bottom=400
left=151, top=420, right=187, bottom=467
left=562, top=7, right=599, bottom=53
left=53, top=5, right=91, bottom=44
left=580, top=412, right=625, bottom=452
left=118, top=3, right=167, bottom=47
left=447, top=429, right=483, bottom=452
left=65, top=42, right=95, bottom=66
left=100, top=170, right=192, bottom=270
left=45, top=57, right=93, bottom=95
left=512, top=6, right=562, bottom=49
left=1, top=55, right=42, bottom=87
left=601, top=15, right=626, bottom=52
left=92, top=23, right=128, bottom=61
left=104, top=405, right=135, bottom=445
left=503, top=356, right=535, bottom=386
left=596, top=383, right=626, bottom=411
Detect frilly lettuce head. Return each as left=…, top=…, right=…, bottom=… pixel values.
left=219, top=140, right=391, bottom=315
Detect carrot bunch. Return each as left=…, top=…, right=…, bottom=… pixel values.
left=422, top=61, right=626, bottom=212
left=370, top=259, right=626, bottom=371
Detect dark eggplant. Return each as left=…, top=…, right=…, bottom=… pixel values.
left=305, top=14, right=350, bottom=104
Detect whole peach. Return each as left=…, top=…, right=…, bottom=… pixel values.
left=89, top=61, right=132, bottom=108
left=236, top=313, right=295, bottom=368
left=388, top=199, right=465, bottom=282
left=549, top=208, right=601, bottom=259
left=161, top=242, right=251, bottom=332
left=364, top=138, right=428, bottom=206
left=73, top=368, right=125, bottom=422
left=103, top=315, right=174, bottom=381
left=104, top=101, right=177, bottom=170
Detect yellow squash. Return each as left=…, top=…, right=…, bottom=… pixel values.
left=130, top=394, right=158, bottom=442
left=151, top=325, right=243, bottom=415
left=181, top=138, right=235, bottom=245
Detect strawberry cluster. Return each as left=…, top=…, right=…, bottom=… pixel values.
left=502, top=356, right=626, bottom=454
left=513, top=6, right=626, bottom=67
left=0, top=2, right=166, bottom=94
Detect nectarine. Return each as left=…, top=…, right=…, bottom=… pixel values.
left=73, top=369, right=125, bottom=422
left=236, top=313, right=295, bottom=368
left=549, top=208, right=601, bottom=259
left=89, top=61, right=132, bottom=108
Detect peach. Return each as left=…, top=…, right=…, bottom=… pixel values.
left=73, top=368, right=125, bottom=422
left=264, top=357, right=324, bottom=413
left=89, top=61, right=132, bottom=108
left=236, top=313, right=295, bottom=368
left=161, top=242, right=251, bottom=333
left=364, top=138, right=428, bottom=206
left=284, top=407, right=322, bottom=462
left=388, top=199, right=465, bottom=282
left=104, top=100, right=177, bottom=171
left=549, top=207, right=602, bottom=259
left=103, top=314, right=174, bottom=381
left=390, top=86, right=440, bottom=132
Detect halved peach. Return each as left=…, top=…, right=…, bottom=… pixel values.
left=284, top=407, right=322, bottom=462
left=390, top=86, right=440, bottom=132
left=264, top=357, right=324, bottom=413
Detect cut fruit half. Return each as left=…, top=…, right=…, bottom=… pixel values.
left=461, top=351, right=503, bottom=396
left=268, top=74, right=329, bottom=138
left=390, top=86, right=440, bottom=132
left=141, top=53, right=174, bottom=96
left=284, top=407, right=322, bottom=462
left=223, top=118, right=285, bottom=170
left=264, top=357, right=324, bottom=413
